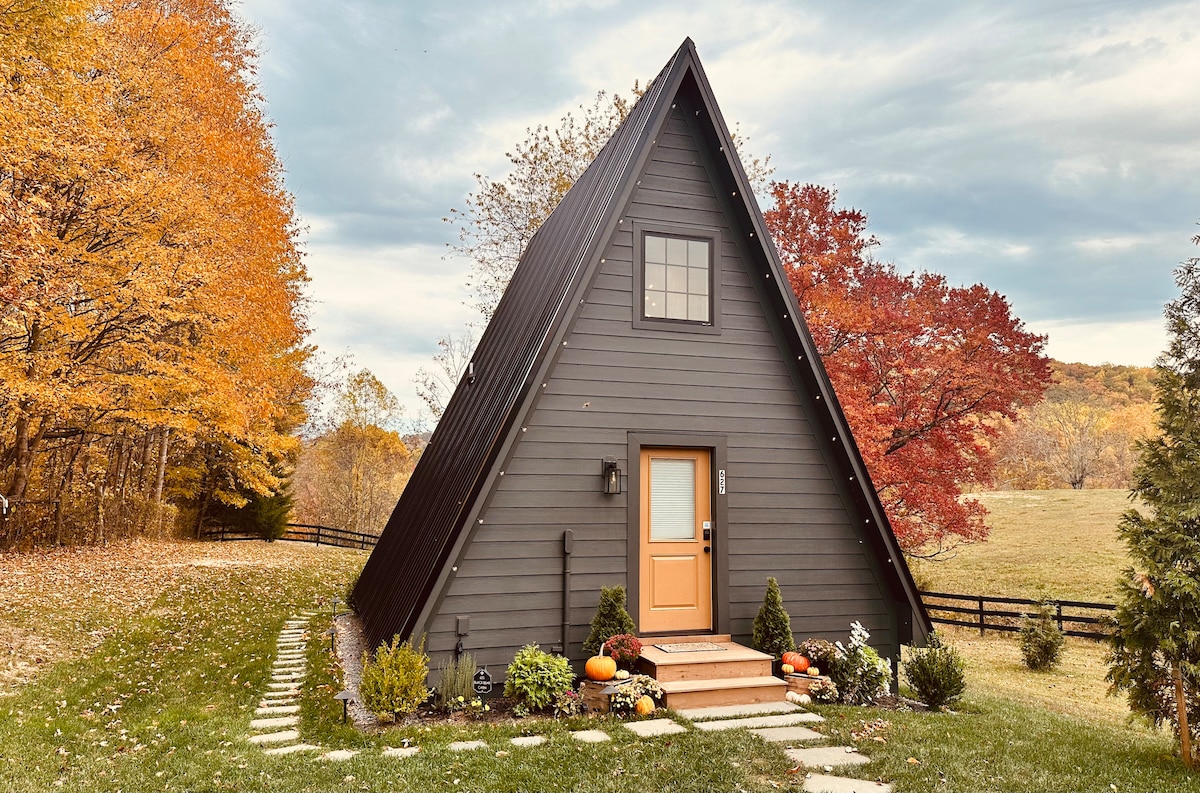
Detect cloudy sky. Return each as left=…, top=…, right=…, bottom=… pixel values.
left=237, top=0, right=1200, bottom=418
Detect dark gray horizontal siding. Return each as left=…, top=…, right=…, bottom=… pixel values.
left=424, top=103, right=898, bottom=672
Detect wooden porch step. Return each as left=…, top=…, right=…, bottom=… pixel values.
left=638, top=640, right=773, bottom=683
left=658, top=675, right=787, bottom=710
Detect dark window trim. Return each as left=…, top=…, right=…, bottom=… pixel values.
left=626, top=432, right=730, bottom=637
left=632, top=220, right=722, bottom=335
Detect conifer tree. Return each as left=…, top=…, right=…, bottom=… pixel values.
left=583, top=586, right=636, bottom=656
left=752, top=577, right=795, bottom=660
left=1108, top=228, right=1200, bottom=769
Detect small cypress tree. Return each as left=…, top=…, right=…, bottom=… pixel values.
left=751, top=577, right=795, bottom=660
left=583, top=585, right=636, bottom=656
left=1108, top=242, right=1200, bottom=770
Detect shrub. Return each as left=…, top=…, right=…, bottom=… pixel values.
left=608, top=674, right=665, bottom=714
left=434, top=653, right=478, bottom=713
left=751, top=577, right=795, bottom=660
left=553, top=687, right=584, bottom=718
left=796, top=637, right=839, bottom=672
left=833, top=621, right=892, bottom=704
left=583, top=586, right=637, bottom=656
left=360, top=635, right=431, bottom=721
left=504, top=644, right=575, bottom=711
left=903, top=631, right=966, bottom=711
left=1021, top=601, right=1065, bottom=671
left=603, top=634, right=643, bottom=670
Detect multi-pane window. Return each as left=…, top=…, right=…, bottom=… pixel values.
left=643, top=234, right=711, bottom=323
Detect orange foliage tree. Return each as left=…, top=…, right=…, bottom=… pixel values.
left=0, top=0, right=310, bottom=545
left=764, top=182, right=1050, bottom=556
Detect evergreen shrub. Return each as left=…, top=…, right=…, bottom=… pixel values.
left=1020, top=601, right=1065, bottom=671
left=360, top=635, right=431, bottom=720
left=903, top=631, right=966, bottom=711
left=751, top=577, right=795, bottom=660
left=583, top=586, right=636, bottom=656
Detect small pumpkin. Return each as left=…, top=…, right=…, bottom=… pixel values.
left=585, top=649, right=617, bottom=681
left=785, top=691, right=803, bottom=704
left=798, top=693, right=812, bottom=705
left=807, top=666, right=821, bottom=677
left=634, top=695, right=655, bottom=716
left=780, top=663, right=795, bottom=675
left=614, top=669, right=630, bottom=680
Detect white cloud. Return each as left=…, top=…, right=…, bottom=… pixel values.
left=1030, top=317, right=1168, bottom=367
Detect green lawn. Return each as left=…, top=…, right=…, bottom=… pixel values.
left=0, top=533, right=1194, bottom=792
left=916, top=489, right=1135, bottom=603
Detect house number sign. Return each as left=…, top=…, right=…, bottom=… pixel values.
left=718, top=469, right=726, bottom=494
left=473, top=668, right=493, bottom=694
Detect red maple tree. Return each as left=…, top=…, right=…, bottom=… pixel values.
left=765, top=182, right=1051, bottom=556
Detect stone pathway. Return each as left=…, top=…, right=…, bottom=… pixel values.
left=246, top=612, right=323, bottom=756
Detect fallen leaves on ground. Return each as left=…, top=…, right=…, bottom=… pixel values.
left=0, top=538, right=364, bottom=693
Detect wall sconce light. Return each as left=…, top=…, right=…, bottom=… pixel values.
left=602, top=457, right=622, bottom=495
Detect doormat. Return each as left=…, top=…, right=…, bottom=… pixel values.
left=653, top=642, right=727, bottom=653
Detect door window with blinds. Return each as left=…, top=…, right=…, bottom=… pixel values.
left=648, top=457, right=696, bottom=541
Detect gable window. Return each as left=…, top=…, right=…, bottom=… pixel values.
left=634, top=223, right=721, bottom=333
left=644, top=235, right=710, bottom=322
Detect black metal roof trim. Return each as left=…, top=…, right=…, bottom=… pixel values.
left=352, top=38, right=931, bottom=650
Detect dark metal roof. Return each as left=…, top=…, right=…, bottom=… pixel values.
left=352, top=38, right=931, bottom=650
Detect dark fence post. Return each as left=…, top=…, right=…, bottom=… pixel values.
left=1056, top=602, right=1064, bottom=633
left=316, top=525, right=323, bottom=546
left=979, top=596, right=986, bottom=636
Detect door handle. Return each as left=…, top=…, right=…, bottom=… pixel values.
left=703, top=546, right=711, bottom=553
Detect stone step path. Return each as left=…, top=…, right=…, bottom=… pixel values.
left=247, top=614, right=321, bottom=756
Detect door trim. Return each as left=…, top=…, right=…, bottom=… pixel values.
left=626, top=432, right=729, bottom=636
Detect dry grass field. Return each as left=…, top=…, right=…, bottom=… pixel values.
left=914, top=489, right=1135, bottom=604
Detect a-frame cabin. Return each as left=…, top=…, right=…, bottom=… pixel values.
left=353, top=39, right=930, bottom=704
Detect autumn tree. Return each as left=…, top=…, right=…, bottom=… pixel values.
left=0, top=0, right=310, bottom=545
left=1108, top=229, right=1200, bottom=769
left=414, top=329, right=476, bottom=421
left=764, top=182, right=1050, bottom=555
left=292, top=370, right=416, bottom=535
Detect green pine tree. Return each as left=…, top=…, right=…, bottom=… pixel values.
left=751, top=577, right=795, bottom=660
left=1107, top=234, right=1200, bottom=770
left=583, top=585, right=637, bottom=656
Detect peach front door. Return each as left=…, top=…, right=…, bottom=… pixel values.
left=638, top=448, right=713, bottom=634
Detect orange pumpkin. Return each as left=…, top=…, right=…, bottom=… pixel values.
left=792, top=655, right=810, bottom=674
left=781, top=651, right=804, bottom=669
left=585, top=652, right=617, bottom=681
left=635, top=695, right=655, bottom=715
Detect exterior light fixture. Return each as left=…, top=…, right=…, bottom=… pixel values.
left=602, top=458, right=622, bottom=495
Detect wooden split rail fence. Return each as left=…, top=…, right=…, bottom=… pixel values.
left=201, top=523, right=379, bottom=550
left=919, top=590, right=1116, bottom=641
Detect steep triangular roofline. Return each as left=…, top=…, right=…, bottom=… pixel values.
left=353, top=38, right=931, bottom=650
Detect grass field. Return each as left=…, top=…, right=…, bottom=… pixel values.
left=915, top=489, right=1135, bottom=603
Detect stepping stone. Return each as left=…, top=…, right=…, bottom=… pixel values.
left=272, top=672, right=305, bottom=680
left=570, top=729, right=611, bottom=744
left=255, top=705, right=300, bottom=716
left=261, top=689, right=298, bottom=698
left=622, top=718, right=687, bottom=737
left=263, top=742, right=321, bottom=756
left=248, top=729, right=300, bottom=745
left=509, top=735, right=547, bottom=747
left=786, top=747, right=871, bottom=768
left=803, top=773, right=892, bottom=793
left=321, top=749, right=359, bottom=761
left=448, top=740, right=488, bottom=752
left=273, top=663, right=306, bottom=672
left=250, top=716, right=299, bottom=729
left=267, top=682, right=301, bottom=691
left=383, top=746, right=420, bottom=758
left=751, top=725, right=824, bottom=743
left=679, top=702, right=801, bottom=720
left=277, top=650, right=305, bottom=657
left=694, top=713, right=824, bottom=731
